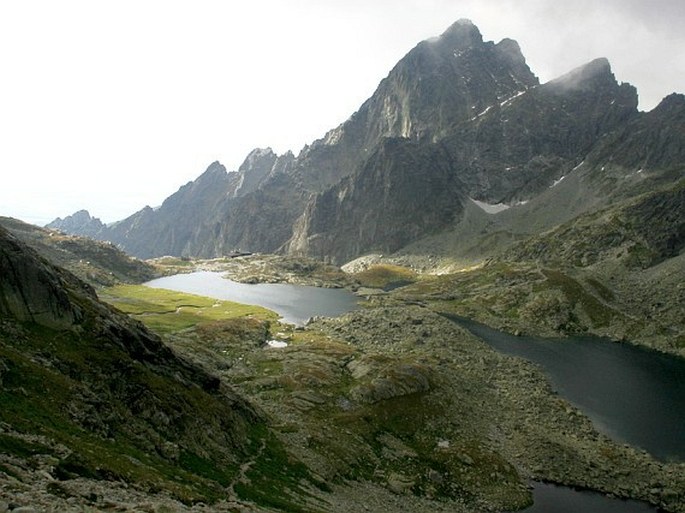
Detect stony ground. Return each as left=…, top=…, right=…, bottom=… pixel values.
left=346, top=254, right=684, bottom=358
left=164, top=301, right=683, bottom=512
left=150, top=254, right=355, bottom=288
left=3, top=255, right=683, bottom=512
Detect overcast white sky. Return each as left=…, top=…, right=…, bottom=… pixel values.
left=2, top=0, right=684, bottom=226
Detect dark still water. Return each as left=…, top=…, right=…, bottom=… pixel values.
left=519, top=482, right=661, bottom=513
left=448, top=315, right=685, bottom=462
left=144, top=271, right=359, bottom=326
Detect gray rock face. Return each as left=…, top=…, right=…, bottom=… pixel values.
left=69, top=152, right=298, bottom=259
left=47, top=209, right=104, bottom=239
left=441, top=58, right=639, bottom=203
left=0, top=226, right=87, bottom=329
left=353, top=19, right=538, bottom=146
left=588, top=93, right=685, bottom=171
left=105, top=161, right=237, bottom=258
left=0, top=224, right=233, bottom=386
left=288, top=139, right=466, bottom=263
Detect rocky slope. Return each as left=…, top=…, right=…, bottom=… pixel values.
left=155, top=288, right=684, bottom=513
left=0, top=226, right=321, bottom=511
left=1, top=217, right=156, bottom=286
left=6, top=224, right=683, bottom=511
left=369, top=92, right=685, bottom=356
left=351, top=176, right=684, bottom=356
left=287, top=138, right=467, bottom=263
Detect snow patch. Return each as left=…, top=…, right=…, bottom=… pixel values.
left=499, top=89, right=528, bottom=108
left=232, top=173, right=245, bottom=197
left=572, top=160, right=586, bottom=171
left=470, top=90, right=528, bottom=121
left=470, top=105, right=494, bottom=121
left=266, top=340, right=288, bottom=348
left=471, top=198, right=511, bottom=214
left=550, top=175, right=566, bottom=188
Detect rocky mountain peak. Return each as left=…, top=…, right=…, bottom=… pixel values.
left=192, top=160, right=228, bottom=185
left=62, top=209, right=92, bottom=224
left=238, top=147, right=276, bottom=173
left=45, top=21, right=681, bottom=268
left=235, top=147, right=280, bottom=197
left=548, top=57, right=615, bottom=92
left=652, top=92, right=685, bottom=113
left=437, top=18, right=483, bottom=48
left=46, top=209, right=104, bottom=238
left=335, top=20, right=538, bottom=151
left=495, top=38, right=526, bottom=65
left=204, top=160, right=227, bottom=174
left=162, top=162, right=230, bottom=202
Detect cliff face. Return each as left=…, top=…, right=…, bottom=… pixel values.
left=289, top=19, right=539, bottom=190
left=353, top=20, right=538, bottom=146
left=287, top=139, right=466, bottom=263
left=104, top=161, right=238, bottom=258
left=284, top=57, right=642, bottom=263
left=0, top=226, right=87, bottom=329
left=0, top=224, right=229, bottom=382
left=440, top=58, right=639, bottom=203
left=588, top=93, right=685, bottom=171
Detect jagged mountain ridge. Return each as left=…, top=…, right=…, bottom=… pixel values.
left=1, top=216, right=156, bottom=286
left=49, top=20, right=682, bottom=264
left=48, top=209, right=105, bottom=239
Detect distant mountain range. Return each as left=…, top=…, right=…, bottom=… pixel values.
left=48, top=19, right=684, bottom=268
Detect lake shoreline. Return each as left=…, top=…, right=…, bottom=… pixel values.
left=135, top=263, right=684, bottom=512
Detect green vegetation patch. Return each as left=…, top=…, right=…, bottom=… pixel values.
left=541, top=269, right=618, bottom=327
left=0, top=320, right=325, bottom=507
left=353, top=264, right=417, bottom=290
left=234, top=425, right=329, bottom=513
left=0, top=433, right=56, bottom=459
left=0, top=333, right=229, bottom=502
left=100, top=284, right=279, bottom=333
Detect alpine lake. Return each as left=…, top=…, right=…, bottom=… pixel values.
left=144, top=271, right=684, bottom=513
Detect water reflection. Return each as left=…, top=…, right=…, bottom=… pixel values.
left=144, top=271, right=359, bottom=325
